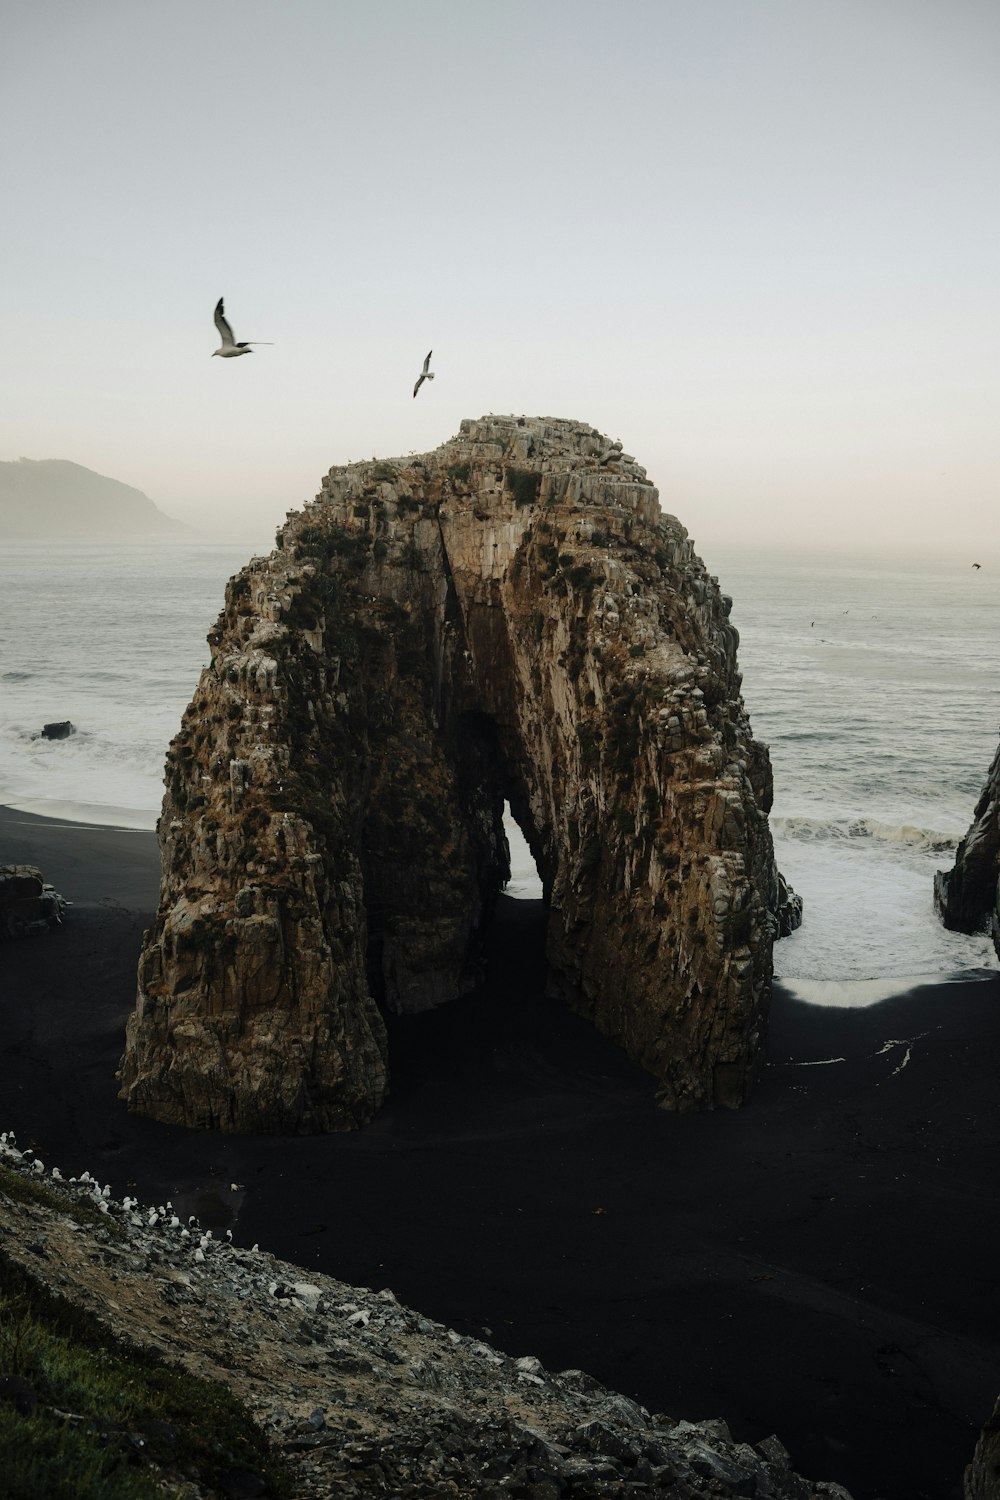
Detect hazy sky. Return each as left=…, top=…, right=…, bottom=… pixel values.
left=2, top=0, right=998, bottom=556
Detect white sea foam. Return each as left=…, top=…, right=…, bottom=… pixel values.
left=710, top=544, right=1000, bottom=986
left=7, top=798, right=156, bottom=831
left=771, top=815, right=958, bottom=854
left=778, top=976, right=951, bottom=1008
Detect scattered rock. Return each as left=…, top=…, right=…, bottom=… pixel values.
left=0, top=863, right=69, bottom=939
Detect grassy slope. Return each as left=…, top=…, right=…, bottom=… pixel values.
left=0, top=1167, right=289, bottom=1500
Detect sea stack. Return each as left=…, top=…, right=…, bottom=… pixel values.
left=935, top=741, right=1000, bottom=947
left=119, top=416, right=783, bottom=1133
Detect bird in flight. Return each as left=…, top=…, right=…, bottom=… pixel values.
left=413, top=349, right=434, bottom=398
left=212, top=298, right=272, bottom=357
left=972, top=562, right=982, bottom=569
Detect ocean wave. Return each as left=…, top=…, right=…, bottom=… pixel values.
left=771, top=814, right=957, bottom=854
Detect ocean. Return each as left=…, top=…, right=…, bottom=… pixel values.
left=706, top=543, right=999, bottom=992
left=1, top=538, right=996, bottom=992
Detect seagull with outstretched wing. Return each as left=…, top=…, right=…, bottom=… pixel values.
left=413, top=349, right=434, bottom=397
left=212, top=298, right=272, bottom=357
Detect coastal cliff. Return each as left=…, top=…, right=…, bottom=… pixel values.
left=935, top=741, right=1000, bottom=949
left=119, top=416, right=785, bottom=1133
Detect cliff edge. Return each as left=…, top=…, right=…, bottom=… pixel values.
left=120, top=416, right=783, bottom=1133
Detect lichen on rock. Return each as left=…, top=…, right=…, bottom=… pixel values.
left=119, top=415, right=786, bottom=1132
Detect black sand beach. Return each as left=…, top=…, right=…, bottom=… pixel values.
left=2, top=804, right=999, bottom=1500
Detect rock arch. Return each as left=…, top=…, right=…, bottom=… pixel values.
left=119, top=417, right=781, bottom=1132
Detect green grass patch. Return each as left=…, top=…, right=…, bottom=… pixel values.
left=0, top=1246, right=290, bottom=1499
left=0, top=1166, right=113, bottom=1237
left=505, top=469, right=541, bottom=508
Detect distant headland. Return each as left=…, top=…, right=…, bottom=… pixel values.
left=0, top=457, right=189, bottom=539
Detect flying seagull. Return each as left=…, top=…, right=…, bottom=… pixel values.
left=212, top=298, right=272, bottom=357
left=413, top=349, right=434, bottom=398
left=972, top=562, right=981, bottom=569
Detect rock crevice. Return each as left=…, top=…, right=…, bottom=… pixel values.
left=120, top=416, right=784, bottom=1132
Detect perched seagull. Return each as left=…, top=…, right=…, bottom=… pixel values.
left=412, top=349, right=434, bottom=398
left=212, top=297, right=272, bottom=358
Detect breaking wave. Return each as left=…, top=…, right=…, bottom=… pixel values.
left=771, top=815, right=958, bottom=855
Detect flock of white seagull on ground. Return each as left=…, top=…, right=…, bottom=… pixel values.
left=212, top=297, right=435, bottom=398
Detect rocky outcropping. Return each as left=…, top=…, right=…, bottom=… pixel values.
left=120, top=416, right=784, bottom=1133
left=0, top=1140, right=855, bottom=1499
left=966, top=1396, right=1000, bottom=1500
left=935, top=742, right=1000, bottom=950
left=0, top=864, right=68, bottom=939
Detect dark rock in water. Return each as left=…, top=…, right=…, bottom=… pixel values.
left=121, top=415, right=786, bottom=1133
left=935, top=740, right=1000, bottom=949
left=41, top=719, right=75, bottom=740
left=0, top=863, right=70, bottom=939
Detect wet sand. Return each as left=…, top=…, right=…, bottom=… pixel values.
left=2, top=802, right=999, bottom=1499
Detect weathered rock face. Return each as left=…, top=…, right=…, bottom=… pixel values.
left=935, top=742, right=1000, bottom=949
left=120, top=416, right=782, bottom=1133
left=967, top=1396, right=1000, bottom=1500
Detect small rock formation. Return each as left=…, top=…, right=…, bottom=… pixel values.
left=120, top=416, right=786, bottom=1133
left=772, top=869, right=803, bottom=939
left=0, top=865, right=69, bottom=939
left=935, top=741, right=1000, bottom=951
left=40, top=719, right=75, bottom=740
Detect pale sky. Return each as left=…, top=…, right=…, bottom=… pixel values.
left=2, top=0, right=997, bottom=556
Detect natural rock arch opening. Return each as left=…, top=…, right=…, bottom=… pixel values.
left=502, top=803, right=545, bottom=903
left=120, top=416, right=783, bottom=1134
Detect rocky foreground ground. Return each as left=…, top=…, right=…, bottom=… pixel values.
left=0, top=1140, right=857, bottom=1500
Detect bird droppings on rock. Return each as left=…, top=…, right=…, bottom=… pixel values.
left=121, top=414, right=801, bottom=1135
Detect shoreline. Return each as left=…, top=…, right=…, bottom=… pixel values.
left=2, top=796, right=158, bottom=832
left=2, top=802, right=1000, bottom=1497
left=4, top=799, right=994, bottom=1000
